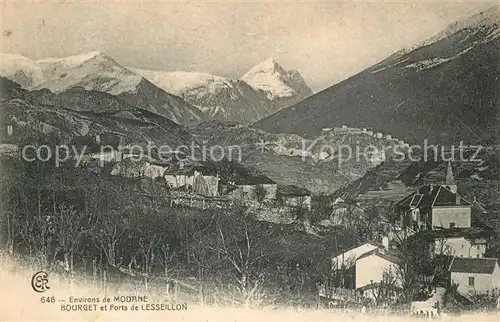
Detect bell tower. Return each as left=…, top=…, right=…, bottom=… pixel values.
left=444, top=161, right=457, bottom=193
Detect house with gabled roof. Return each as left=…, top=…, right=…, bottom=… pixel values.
left=332, top=242, right=382, bottom=270
left=424, top=228, right=489, bottom=259
left=396, top=162, right=473, bottom=231
left=449, top=257, right=500, bottom=295
left=355, top=248, right=401, bottom=292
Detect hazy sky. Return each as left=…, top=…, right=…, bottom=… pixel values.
left=1, top=1, right=495, bottom=92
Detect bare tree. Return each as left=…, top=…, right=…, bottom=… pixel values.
left=136, top=232, right=160, bottom=290
left=52, top=204, right=89, bottom=280
left=392, top=232, right=433, bottom=303
left=216, top=215, right=269, bottom=308
left=157, top=243, right=176, bottom=292
left=93, top=209, right=126, bottom=267
left=431, top=237, right=453, bottom=281
left=367, top=266, right=401, bottom=307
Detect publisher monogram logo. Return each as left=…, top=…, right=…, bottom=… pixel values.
left=31, top=271, right=50, bottom=293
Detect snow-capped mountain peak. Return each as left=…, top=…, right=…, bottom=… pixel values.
left=0, top=52, right=208, bottom=126
left=248, top=57, right=287, bottom=75
left=0, top=51, right=139, bottom=94
left=0, top=53, right=45, bottom=87
left=396, top=5, right=500, bottom=56
left=241, top=58, right=312, bottom=102
left=128, top=69, right=235, bottom=95
left=130, top=68, right=275, bottom=123
left=36, top=51, right=103, bottom=66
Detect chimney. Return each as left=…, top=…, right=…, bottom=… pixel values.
left=456, top=194, right=461, bottom=205
left=382, top=236, right=390, bottom=250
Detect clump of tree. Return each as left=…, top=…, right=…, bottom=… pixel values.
left=1, top=147, right=338, bottom=308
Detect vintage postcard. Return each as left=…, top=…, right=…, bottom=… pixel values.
left=1, top=1, right=499, bottom=321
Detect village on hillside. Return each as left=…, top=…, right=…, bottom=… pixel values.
left=322, top=162, right=500, bottom=316
left=1, top=119, right=499, bottom=317
left=1, top=3, right=500, bottom=319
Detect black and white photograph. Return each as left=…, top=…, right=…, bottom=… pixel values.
left=0, top=1, right=499, bottom=321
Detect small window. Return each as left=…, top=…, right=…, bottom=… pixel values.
left=449, top=222, right=456, bottom=228
left=477, top=254, right=480, bottom=258
left=461, top=244, right=464, bottom=249
left=468, top=277, right=475, bottom=286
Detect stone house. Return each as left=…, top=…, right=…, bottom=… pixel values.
left=395, top=163, right=472, bottom=231
left=164, top=165, right=221, bottom=197
left=277, top=184, right=312, bottom=210
left=449, top=257, right=500, bottom=295
left=110, top=159, right=166, bottom=180
left=429, top=230, right=487, bottom=259
left=229, top=175, right=277, bottom=203
left=164, top=166, right=195, bottom=191
left=355, top=248, right=401, bottom=293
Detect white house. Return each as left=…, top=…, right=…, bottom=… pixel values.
left=110, top=159, right=166, bottom=180
left=164, top=166, right=221, bottom=197
left=449, top=257, right=500, bottom=295
left=333, top=242, right=381, bottom=270
left=165, top=172, right=195, bottom=190
left=229, top=175, right=277, bottom=202
left=432, top=236, right=487, bottom=259
left=355, top=248, right=400, bottom=291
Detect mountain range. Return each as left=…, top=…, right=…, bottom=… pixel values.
left=0, top=77, right=193, bottom=149
left=0, top=52, right=206, bottom=126
left=255, top=6, right=500, bottom=145
left=1, top=6, right=498, bottom=197
left=1, top=52, right=312, bottom=125
left=131, top=58, right=312, bottom=123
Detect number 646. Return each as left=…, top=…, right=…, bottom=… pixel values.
left=40, top=296, right=55, bottom=303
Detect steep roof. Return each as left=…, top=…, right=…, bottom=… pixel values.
left=396, top=185, right=472, bottom=209
left=449, top=257, right=498, bottom=274
left=333, top=241, right=382, bottom=259
left=433, top=186, right=472, bottom=207
left=277, top=184, right=311, bottom=197
left=356, top=248, right=399, bottom=265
